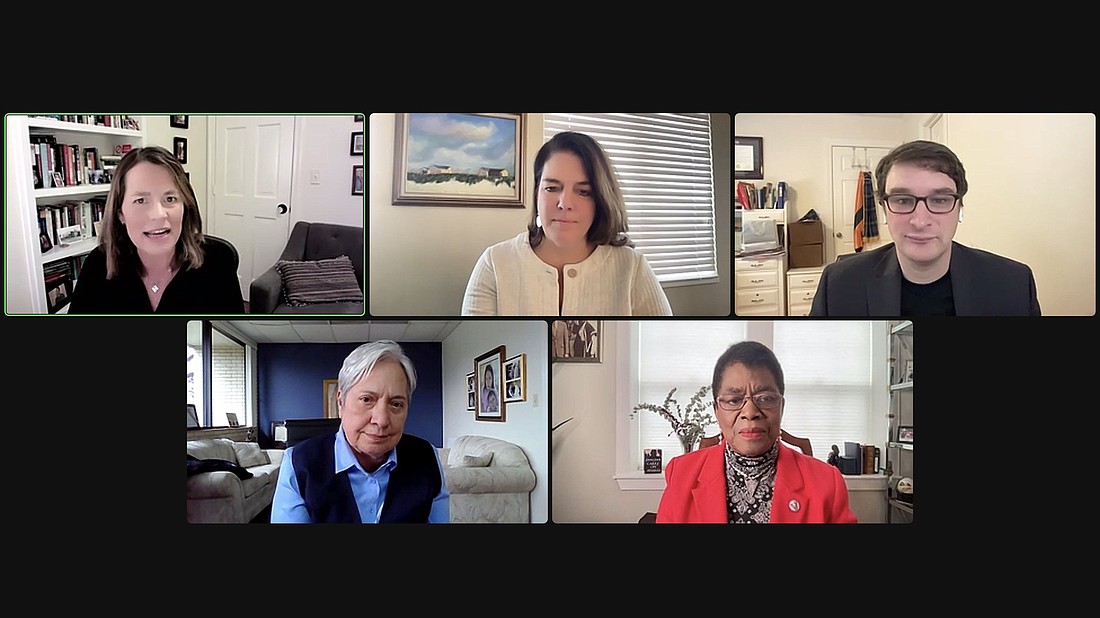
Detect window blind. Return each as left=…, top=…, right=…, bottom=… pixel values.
left=772, top=321, right=874, bottom=461
left=636, top=321, right=745, bottom=467
left=543, top=113, right=717, bottom=284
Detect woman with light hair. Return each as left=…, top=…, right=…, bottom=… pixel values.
left=272, top=340, right=449, bottom=523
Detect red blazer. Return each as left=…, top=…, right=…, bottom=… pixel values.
left=656, top=440, right=858, bottom=523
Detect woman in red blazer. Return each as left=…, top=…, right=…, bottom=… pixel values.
left=656, top=341, right=857, bottom=524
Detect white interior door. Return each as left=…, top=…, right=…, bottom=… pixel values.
left=211, top=116, right=295, bottom=301
left=829, top=145, right=892, bottom=262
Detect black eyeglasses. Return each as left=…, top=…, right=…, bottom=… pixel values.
left=715, top=393, right=784, bottom=412
left=881, top=193, right=960, bottom=214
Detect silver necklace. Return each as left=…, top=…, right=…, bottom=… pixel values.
left=149, top=269, right=174, bottom=294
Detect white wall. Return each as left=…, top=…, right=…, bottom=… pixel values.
left=145, top=115, right=210, bottom=228
left=733, top=113, right=1095, bottom=316
left=551, top=323, right=664, bottom=523
left=441, top=320, right=549, bottom=524
left=290, top=115, right=365, bottom=228
left=370, top=113, right=731, bottom=317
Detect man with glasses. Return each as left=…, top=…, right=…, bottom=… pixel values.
left=810, top=140, right=1041, bottom=316
left=656, top=341, right=857, bottom=523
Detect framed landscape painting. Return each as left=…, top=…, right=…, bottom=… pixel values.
left=392, top=113, right=526, bottom=207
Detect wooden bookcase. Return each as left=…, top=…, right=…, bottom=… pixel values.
left=5, top=115, right=145, bottom=314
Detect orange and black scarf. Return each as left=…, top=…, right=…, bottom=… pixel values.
left=853, top=171, right=880, bottom=252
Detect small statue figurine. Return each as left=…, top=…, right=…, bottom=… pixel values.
left=827, top=444, right=840, bottom=468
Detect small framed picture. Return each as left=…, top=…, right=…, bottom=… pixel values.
left=897, top=425, right=914, bottom=444
left=904, top=360, right=913, bottom=383
left=466, top=372, right=476, bottom=411
left=227, top=413, right=241, bottom=428
left=174, top=137, right=188, bottom=164
left=51, top=171, right=65, bottom=188
left=353, top=114, right=364, bottom=122
left=170, top=115, right=189, bottom=129
left=503, top=353, right=526, bottom=403
left=350, top=131, right=364, bottom=156
left=552, top=320, right=602, bottom=363
left=323, top=378, right=339, bottom=418
left=352, top=165, right=364, bottom=196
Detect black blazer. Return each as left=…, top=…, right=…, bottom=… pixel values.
left=808, top=242, right=1041, bottom=316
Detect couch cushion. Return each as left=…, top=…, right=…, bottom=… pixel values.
left=276, top=255, right=363, bottom=306
left=456, top=453, right=493, bottom=468
left=187, top=438, right=239, bottom=463
left=233, top=442, right=269, bottom=467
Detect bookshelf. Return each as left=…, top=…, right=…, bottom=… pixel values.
left=5, top=115, right=145, bottom=314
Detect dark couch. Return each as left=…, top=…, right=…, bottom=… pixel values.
left=249, top=221, right=364, bottom=314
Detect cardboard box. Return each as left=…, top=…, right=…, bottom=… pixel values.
left=789, top=243, right=824, bottom=268
left=788, top=220, right=824, bottom=245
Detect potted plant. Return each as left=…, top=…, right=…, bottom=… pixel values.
left=632, top=386, right=716, bottom=453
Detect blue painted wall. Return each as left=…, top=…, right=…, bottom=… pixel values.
left=258, top=342, right=443, bottom=447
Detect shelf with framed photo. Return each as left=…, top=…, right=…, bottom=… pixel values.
left=6, top=114, right=146, bottom=314
left=886, top=320, right=913, bottom=522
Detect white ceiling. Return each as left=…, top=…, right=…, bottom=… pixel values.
left=213, top=320, right=462, bottom=344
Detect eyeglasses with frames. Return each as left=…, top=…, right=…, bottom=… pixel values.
left=715, top=392, right=784, bottom=412
left=881, top=193, right=960, bottom=214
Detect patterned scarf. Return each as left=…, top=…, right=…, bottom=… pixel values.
left=853, top=171, right=880, bottom=252
left=725, top=440, right=779, bottom=524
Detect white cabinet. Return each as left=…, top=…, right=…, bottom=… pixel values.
left=5, top=115, right=145, bottom=314
left=786, top=266, right=824, bottom=316
left=886, top=320, right=913, bottom=523
left=735, top=208, right=787, bottom=316
left=735, top=255, right=784, bottom=315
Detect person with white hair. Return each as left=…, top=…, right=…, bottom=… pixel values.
left=271, top=340, right=449, bottom=523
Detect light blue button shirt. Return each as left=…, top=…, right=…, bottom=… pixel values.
left=271, top=429, right=449, bottom=523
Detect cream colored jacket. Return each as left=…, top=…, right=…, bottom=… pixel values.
left=461, top=233, right=673, bottom=316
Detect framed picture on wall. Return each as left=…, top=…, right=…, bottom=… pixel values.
left=392, top=112, right=526, bottom=207
left=323, top=378, right=339, bottom=418
left=170, top=115, right=189, bottom=129
left=466, top=372, right=476, bottom=411
left=503, top=353, right=526, bottom=403
left=551, top=320, right=602, bottom=363
left=352, top=165, right=364, bottom=196
left=174, top=137, right=188, bottom=164
left=474, top=346, right=506, bottom=422
left=351, top=131, right=364, bottom=156
left=734, top=135, right=763, bottom=180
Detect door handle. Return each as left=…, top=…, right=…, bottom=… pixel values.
left=277, top=204, right=288, bottom=215
left=835, top=232, right=843, bottom=238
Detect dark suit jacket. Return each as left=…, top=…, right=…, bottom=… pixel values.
left=809, top=242, right=1041, bottom=316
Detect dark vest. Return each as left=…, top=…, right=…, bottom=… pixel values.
left=291, top=432, right=441, bottom=523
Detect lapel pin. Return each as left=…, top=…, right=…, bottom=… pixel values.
left=788, top=499, right=800, bottom=512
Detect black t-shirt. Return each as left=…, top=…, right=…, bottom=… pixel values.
left=900, top=271, right=955, bottom=316
left=67, top=239, right=245, bottom=314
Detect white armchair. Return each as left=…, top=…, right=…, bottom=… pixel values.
left=440, top=435, right=536, bottom=523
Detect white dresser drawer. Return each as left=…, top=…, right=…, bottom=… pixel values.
left=735, top=269, right=779, bottom=289
left=789, top=286, right=817, bottom=305
left=787, top=268, right=823, bottom=291
left=788, top=302, right=813, bottom=316
left=736, top=256, right=782, bottom=273
left=736, top=288, right=780, bottom=312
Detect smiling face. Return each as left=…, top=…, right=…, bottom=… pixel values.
left=883, top=163, right=961, bottom=276
left=338, top=358, right=409, bottom=472
left=715, top=362, right=784, bottom=457
left=536, top=151, right=596, bottom=249
left=118, top=162, right=185, bottom=263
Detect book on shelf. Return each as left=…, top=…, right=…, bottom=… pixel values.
left=43, top=259, right=76, bottom=313
left=32, top=115, right=141, bottom=131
